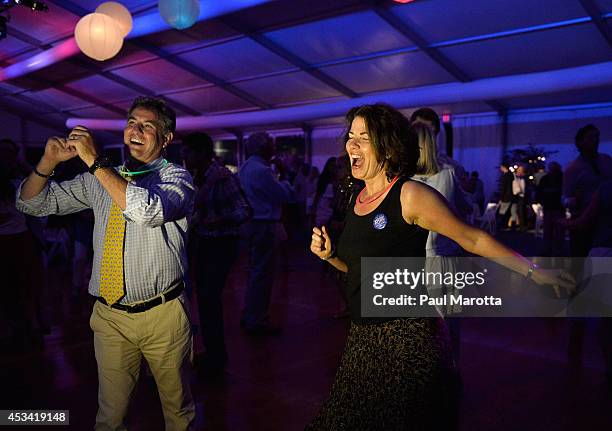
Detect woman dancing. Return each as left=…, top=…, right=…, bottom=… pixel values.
left=308, top=104, right=574, bottom=430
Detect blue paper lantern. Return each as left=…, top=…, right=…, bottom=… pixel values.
left=159, top=0, right=200, bottom=30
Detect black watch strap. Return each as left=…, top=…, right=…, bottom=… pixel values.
left=88, top=156, right=112, bottom=175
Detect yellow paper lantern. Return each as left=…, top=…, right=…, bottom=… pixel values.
left=96, top=2, right=133, bottom=37
left=74, top=13, right=123, bottom=61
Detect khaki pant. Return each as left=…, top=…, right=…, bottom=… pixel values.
left=90, top=295, right=195, bottom=431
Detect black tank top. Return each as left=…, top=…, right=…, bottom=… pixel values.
left=337, top=178, right=429, bottom=323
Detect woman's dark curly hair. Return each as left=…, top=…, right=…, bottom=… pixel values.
left=343, top=104, right=419, bottom=181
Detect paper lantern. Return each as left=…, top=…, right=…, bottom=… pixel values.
left=159, top=0, right=200, bottom=30
left=96, top=2, right=133, bottom=37
left=74, top=13, right=123, bottom=61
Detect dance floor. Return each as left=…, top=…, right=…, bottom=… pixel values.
left=1, top=231, right=611, bottom=430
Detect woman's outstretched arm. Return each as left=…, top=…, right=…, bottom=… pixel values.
left=401, top=181, right=575, bottom=296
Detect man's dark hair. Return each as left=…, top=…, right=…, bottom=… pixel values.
left=128, top=96, right=176, bottom=135
left=245, top=132, right=272, bottom=158
left=410, top=107, right=440, bottom=135
left=345, top=104, right=419, bottom=180
left=183, top=132, right=214, bottom=160
left=574, top=124, right=599, bottom=150
left=471, top=171, right=479, bottom=178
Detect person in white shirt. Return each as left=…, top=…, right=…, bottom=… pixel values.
left=510, top=164, right=528, bottom=231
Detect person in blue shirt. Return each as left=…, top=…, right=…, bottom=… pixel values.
left=238, top=132, right=294, bottom=334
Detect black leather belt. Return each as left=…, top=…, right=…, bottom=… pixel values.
left=97, top=282, right=184, bottom=314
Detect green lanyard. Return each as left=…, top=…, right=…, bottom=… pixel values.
left=118, top=159, right=168, bottom=178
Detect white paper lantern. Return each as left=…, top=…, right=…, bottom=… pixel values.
left=159, top=0, right=200, bottom=30
left=74, top=13, right=123, bottom=61
left=96, top=2, right=133, bottom=37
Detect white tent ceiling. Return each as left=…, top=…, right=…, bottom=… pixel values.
left=0, top=0, right=610, bottom=142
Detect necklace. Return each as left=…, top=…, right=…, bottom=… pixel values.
left=119, top=159, right=168, bottom=177
left=357, top=176, right=399, bottom=205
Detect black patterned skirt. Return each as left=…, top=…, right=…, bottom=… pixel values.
left=306, top=318, right=458, bottom=431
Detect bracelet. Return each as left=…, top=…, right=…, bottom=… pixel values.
left=321, top=249, right=336, bottom=261
left=34, top=167, right=54, bottom=179
left=526, top=263, right=539, bottom=279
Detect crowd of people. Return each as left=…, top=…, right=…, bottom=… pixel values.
left=495, top=124, right=612, bottom=259
left=0, top=95, right=607, bottom=430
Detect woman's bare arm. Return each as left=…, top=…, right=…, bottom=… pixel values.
left=401, top=181, right=574, bottom=294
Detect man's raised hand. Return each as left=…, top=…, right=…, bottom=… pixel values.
left=43, top=136, right=77, bottom=165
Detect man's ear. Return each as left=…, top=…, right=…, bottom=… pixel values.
left=163, top=132, right=174, bottom=148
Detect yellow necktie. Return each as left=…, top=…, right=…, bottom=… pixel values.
left=99, top=201, right=126, bottom=305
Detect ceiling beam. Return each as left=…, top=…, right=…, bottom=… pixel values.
left=219, top=16, right=359, bottom=98
left=578, top=0, right=612, bottom=49
left=366, top=0, right=506, bottom=114
left=369, top=1, right=472, bottom=82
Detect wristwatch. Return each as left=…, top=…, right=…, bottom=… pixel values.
left=88, top=155, right=113, bottom=175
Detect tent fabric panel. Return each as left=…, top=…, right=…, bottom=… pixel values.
left=64, top=75, right=141, bottom=103
left=176, top=38, right=296, bottom=81
left=320, top=50, right=456, bottom=94
left=110, top=58, right=210, bottom=92
left=264, top=10, right=414, bottom=64
left=233, top=71, right=345, bottom=106
left=438, top=24, right=612, bottom=79
left=166, top=86, right=257, bottom=113
left=391, top=0, right=589, bottom=45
